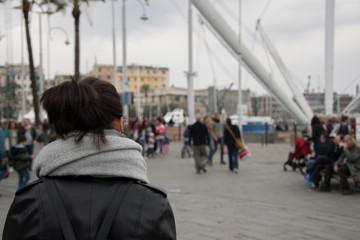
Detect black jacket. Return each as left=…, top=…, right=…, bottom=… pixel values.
left=189, top=121, right=208, bottom=146
left=3, top=177, right=176, bottom=240
left=311, top=124, right=325, bottom=143
left=224, top=124, right=241, bottom=149
left=17, top=125, right=37, bottom=142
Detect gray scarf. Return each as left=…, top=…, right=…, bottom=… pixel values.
left=33, top=129, right=149, bottom=183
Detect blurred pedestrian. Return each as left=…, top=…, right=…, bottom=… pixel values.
left=189, top=115, right=208, bottom=174
left=204, top=116, right=216, bottom=166
left=6, top=121, right=18, bottom=154
left=17, top=118, right=37, bottom=155
left=0, top=123, right=8, bottom=197
left=310, top=115, right=325, bottom=156
left=224, top=118, right=241, bottom=173
left=155, top=118, right=166, bottom=156
left=8, top=135, right=33, bottom=189
left=212, top=113, right=226, bottom=164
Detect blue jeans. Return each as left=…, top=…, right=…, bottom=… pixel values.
left=214, top=137, right=224, bottom=162
left=0, top=164, right=8, bottom=181
left=228, top=147, right=238, bottom=171
left=156, top=139, right=163, bottom=154
left=307, top=158, right=316, bottom=182
left=184, top=143, right=191, bottom=155
left=17, top=167, right=30, bottom=189
left=26, top=144, right=34, bottom=155
left=140, top=138, right=146, bottom=157
left=207, top=142, right=215, bottom=163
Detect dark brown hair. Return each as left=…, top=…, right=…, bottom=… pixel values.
left=40, top=77, right=123, bottom=147
left=226, top=117, right=232, bottom=126
left=311, top=115, right=320, bottom=126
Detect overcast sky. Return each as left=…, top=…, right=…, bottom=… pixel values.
left=1, top=0, right=359, bottom=97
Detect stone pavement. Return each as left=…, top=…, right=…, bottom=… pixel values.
left=1, top=142, right=360, bottom=239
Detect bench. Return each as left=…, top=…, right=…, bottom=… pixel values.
left=331, top=174, right=360, bottom=192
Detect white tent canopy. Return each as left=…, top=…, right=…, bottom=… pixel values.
left=17, top=109, right=47, bottom=123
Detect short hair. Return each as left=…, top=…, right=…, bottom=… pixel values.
left=344, top=134, right=354, bottom=142
left=341, top=115, right=349, bottom=122
left=226, top=117, right=232, bottom=126
left=40, top=77, right=123, bottom=147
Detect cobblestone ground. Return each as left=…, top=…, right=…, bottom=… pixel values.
left=1, top=142, right=360, bottom=239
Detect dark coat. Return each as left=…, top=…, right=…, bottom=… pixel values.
left=224, top=124, right=241, bottom=149
left=8, top=145, right=32, bottom=172
left=189, top=121, right=208, bottom=146
left=3, top=177, right=176, bottom=240
left=311, top=124, right=325, bottom=143
left=17, top=125, right=37, bottom=142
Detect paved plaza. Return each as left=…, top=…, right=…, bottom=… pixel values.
left=1, top=142, right=360, bottom=239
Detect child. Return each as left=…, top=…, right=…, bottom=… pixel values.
left=146, top=124, right=156, bottom=158
left=181, top=126, right=192, bottom=158
left=9, top=135, right=33, bottom=189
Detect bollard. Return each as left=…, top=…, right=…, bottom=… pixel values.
left=265, top=122, right=268, bottom=146
left=293, top=123, right=297, bottom=147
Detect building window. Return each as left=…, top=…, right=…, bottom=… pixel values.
left=141, top=78, right=144, bottom=82
left=162, top=70, right=166, bottom=74
left=175, top=96, right=180, bottom=101
left=162, top=84, right=166, bottom=88
left=155, top=78, right=158, bottom=82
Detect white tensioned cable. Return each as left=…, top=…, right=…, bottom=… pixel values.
left=200, top=20, right=217, bottom=87
left=169, top=0, right=237, bottom=87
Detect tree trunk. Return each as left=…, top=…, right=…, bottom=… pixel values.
left=23, top=0, right=40, bottom=126
left=72, top=3, right=81, bottom=81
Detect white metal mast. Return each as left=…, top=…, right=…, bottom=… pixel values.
left=187, top=0, right=195, bottom=124
left=325, top=0, right=335, bottom=116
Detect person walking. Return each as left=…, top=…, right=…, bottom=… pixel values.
left=212, top=113, right=226, bottom=164
left=204, top=116, right=216, bottom=166
left=17, top=118, right=37, bottom=155
left=0, top=124, right=8, bottom=197
left=8, top=135, right=33, bottom=189
left=189, top=115, right=208, bottom=174
left=3, top=77, right=176, bottom=239
left=224, top=118, right=241, bottom=173
left=6, top=121, right=18, bottom=154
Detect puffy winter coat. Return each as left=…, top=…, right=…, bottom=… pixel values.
left=3, top=176, right=176, bottom=240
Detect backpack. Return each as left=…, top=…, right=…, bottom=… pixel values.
left=337, top=124, right=350, bottom=135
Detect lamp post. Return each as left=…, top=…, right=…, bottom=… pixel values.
left=122, top=0, right=149, bottom=123
left=32, top=4, right=53, bottom=121
left=48, top=26, right=70, bottom=85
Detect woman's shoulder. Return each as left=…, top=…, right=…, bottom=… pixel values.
left=16, top=177, right=167, bottom=199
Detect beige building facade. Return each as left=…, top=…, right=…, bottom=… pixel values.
left=91, top=64, right=170, bottom=93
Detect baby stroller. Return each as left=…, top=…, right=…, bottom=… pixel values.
left=283, top=137, right=312, bottom=175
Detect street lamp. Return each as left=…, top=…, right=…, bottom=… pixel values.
left=122, top=0, right=149, bottom=122
left=31, top=3, right=54, bottom=121
left=48, top=26, right=70, bottom=86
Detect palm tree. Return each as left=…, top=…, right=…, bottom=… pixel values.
left=47, top=0, right=94, bottom=80
left=22, top=0, right=40, bottom=126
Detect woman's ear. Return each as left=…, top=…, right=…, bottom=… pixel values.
left=114, top=117, right=124, bottom=132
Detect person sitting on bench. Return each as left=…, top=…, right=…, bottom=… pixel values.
left=319, top=134, right=360, bottom=195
